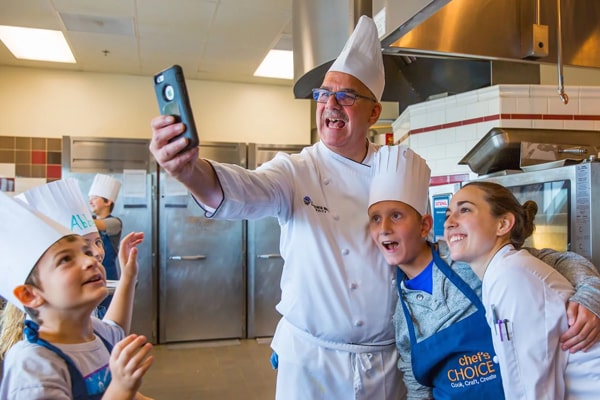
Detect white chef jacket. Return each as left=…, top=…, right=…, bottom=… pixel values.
left=206, top=141, right=404, bottom=399
left=483, top=245, right=600, bottom=400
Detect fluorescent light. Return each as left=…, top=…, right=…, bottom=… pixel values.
left=254, top=49, right=293, bottom=80
left=0, top=25, right=76, bottom=63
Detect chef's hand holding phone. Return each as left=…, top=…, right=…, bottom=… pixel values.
left=153, top=65, right=199, bottom=153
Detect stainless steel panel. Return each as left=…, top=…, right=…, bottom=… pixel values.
left=246, top=143, right=306, bottom=338
left=383, top=0, right=600, bottom=69
left=247, top=216, right=283, bottom=338
left=158, top=142, right=247, bottom=343
left=67, top=137, right=150, bottom=172
left=459, top=128, right=600, bottom=175
left=63, top=136, right=157, bottom=343
left=474, top=162, right=600, bottom=269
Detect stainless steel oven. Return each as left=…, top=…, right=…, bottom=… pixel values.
left=473, top=162, right=600, bottom=268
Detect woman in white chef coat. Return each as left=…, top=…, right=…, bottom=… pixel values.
left=444, top=181, right=600, bottom=399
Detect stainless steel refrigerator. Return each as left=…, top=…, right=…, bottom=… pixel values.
left=157, top=141, right=247, bottom=343
left=246, top=143, right=306, bottom=338
left=62, top=136, right=157, bottom=343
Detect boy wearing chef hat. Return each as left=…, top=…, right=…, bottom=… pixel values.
left=367, top=145, right=508, bottom=398
left=368, top=145, right=434, bottom=286
left=0, top=191, right=153, bottom=399
left=1, top=178, right=108, bottom=359
left=1, top=179, right=144, bottom=355
left=89, top=173, right=123, bottom=317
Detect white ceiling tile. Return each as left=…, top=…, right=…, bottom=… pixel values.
left=52, top=0, right=134, bottom=17
left=61, top=13, right=135, bottom=36
left=0, top=0, right=63, bottom=29
left=0, top=0, right=294, bottom=86
left=68, top=32, right=139, bottom=69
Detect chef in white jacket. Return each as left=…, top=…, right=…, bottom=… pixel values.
left=150, top=15, right=404, bottom=399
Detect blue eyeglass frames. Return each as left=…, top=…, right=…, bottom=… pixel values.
left=311, top=88, right=377, bottom=106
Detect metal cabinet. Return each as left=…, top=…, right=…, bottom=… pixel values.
left=158, top=142, right=247, bottom=343
left=246, top=143, right=306, bottom=338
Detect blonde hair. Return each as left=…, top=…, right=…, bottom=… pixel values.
left=0, top=303, right=26, bottom=360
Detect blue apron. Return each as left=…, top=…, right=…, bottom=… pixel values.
left=398, top=246, right=504, bottom=399
left=97, top=217, right=119, bottom=319
left=24, top=320, right=113, bottom=400
left=99, top=219, right=119, bottom=281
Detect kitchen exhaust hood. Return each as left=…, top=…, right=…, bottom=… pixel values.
left=293, top=0, right=600, bottom=111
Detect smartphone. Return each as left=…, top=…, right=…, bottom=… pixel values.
left=153, top=65, right=199, bottom=152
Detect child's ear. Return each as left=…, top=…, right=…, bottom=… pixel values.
left=13, top=285, right=45, bottom=309
left=420, top=215, right=434, bottom=239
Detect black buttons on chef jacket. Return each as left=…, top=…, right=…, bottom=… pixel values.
left=342, top=249, right=350, bottom=255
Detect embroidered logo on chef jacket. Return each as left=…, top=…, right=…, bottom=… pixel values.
left=303, top=196, right=329, bottom=213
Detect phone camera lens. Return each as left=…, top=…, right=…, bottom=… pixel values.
left=164, top=85, right=175, bottom=101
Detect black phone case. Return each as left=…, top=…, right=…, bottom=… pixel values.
left=153, top=65, right=199, bottom=151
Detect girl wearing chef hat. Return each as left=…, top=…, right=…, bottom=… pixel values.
left=0, top=191, right=152, bottom=399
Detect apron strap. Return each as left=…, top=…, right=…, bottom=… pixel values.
left=399, top=243, right=484, bottom=344
left=24, top=319, right=113, bottom=400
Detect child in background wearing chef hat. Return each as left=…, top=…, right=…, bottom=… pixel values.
left=0, top=191, right=152, bottom=400
left=0, top=179, right=143, bottom=358
left=88, top=173, right=124, bottom=318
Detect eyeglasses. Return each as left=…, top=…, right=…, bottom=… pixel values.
left=311, top=88, right=377, bottom=106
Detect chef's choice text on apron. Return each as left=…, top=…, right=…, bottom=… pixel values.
left=447, top=351, right=499, bottom=388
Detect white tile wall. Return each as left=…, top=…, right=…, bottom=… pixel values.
left=394, top=84, right=600, bottom=179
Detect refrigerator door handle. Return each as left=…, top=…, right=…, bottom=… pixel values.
left=257, top=253, right=282, bottom=259
left=168, top=255, right=207, bottom=261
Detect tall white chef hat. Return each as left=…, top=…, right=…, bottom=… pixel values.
left=328, top=15, right=385, bottom=101
left=0, top=191, right=73, bottom=311
left=16, top=178, right=98, bottom=236
left=369, top=145, right=431, bottom=215
left=88, top=174, right=121, bottom=203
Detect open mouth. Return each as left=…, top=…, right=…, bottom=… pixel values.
left=325, top=117, right=346, bottom=128
left=83, top=274, right=105, bottom=286
left=381, top=240, right=399, bottom=251
left=449, top=234, right=466, bottom=244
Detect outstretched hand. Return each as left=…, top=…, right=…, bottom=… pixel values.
left=118, top=232, right=144, bottom=282
left=560, top=302, right=600, bottom=352
left=107, top=334, right=154, bottom=398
